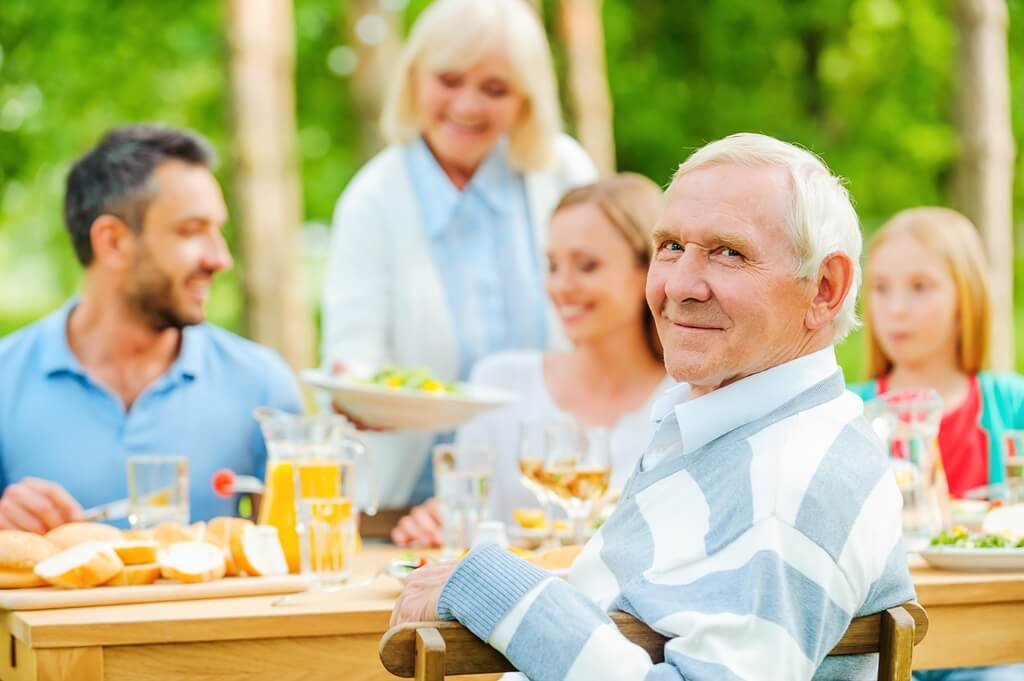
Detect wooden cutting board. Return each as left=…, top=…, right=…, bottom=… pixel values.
left=0, top=574, right=309, bottom=611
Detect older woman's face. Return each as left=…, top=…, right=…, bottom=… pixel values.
left=646, top=164, right=818, bottom=394
left=546, top=203, right=649, bottom=346
left=415, top=48, right=524, bottom=175
left=867, top=234, right=959, bottom=370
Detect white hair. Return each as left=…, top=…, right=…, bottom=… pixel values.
left=381, top=0, right=561, bottom=171
left=672, top=133, right=862, bottom=342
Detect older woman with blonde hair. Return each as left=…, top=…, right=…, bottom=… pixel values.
left=851, top=207, right=1024, bottom=501
left=322, top=0, right=596, bottom=510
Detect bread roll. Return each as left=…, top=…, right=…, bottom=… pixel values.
left=206, top=517, right=253, bottom=577
left=230, top=524, right=289, bottom=577
left=160, top=542, right=226, bottom=583
left=34, top=543, right=124, bottom=588
left=45, top=522, right=123, bottom=550
left=110, top=540, right=160, bottom=566
left=104, top=563, right=161, bottom=586
left=0, top=530, right=60, bottom=588
left=152, top=522, right=195, bottom=547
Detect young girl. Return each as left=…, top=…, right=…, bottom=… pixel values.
left=392, top=173, right=673, bottom=545
left=851, top=207, right=1024, bottom=501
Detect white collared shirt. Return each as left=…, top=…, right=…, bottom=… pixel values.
left=641, top=345, right=841, bottom=470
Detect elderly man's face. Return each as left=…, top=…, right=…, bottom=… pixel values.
left=646, top=163, right=818, bottom=395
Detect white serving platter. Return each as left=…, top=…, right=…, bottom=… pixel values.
left=918, top=546, right=1024, bottom=572
left=300, top=370, right=516, bottom=431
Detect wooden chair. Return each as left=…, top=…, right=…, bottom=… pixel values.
left=380, top=603, right=928, bottom=681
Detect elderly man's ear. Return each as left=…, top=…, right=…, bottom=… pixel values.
left=805, top=252, right=855, bottom=332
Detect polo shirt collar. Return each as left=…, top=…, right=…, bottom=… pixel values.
left=38, top=299, right=84, bottom=377
left=651, top=345, right=840, bottom=456
left=39, top=297, right=203, bottom=382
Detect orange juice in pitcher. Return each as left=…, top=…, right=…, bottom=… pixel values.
left=254, top=409, right=377, bottom=574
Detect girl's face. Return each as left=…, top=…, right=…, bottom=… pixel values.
left=415, top=48, right=524, bottom=176
left=867, top=233, right=960, bottom=370
left=546, top=203, right=649, bottom=345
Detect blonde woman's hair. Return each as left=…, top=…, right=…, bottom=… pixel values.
left=863, top=207, right=992, bottom=378
left=380, top=0, right=561, bottom=171
left=672, top=133, right=863, bottom=342
left=554, top=173, right=665, bottom=361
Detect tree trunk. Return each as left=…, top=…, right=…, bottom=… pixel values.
left=345, top=0, right=403, bottom=160
left=558, top=0, right=615, bottom=176
left=227, top=0, right=312, bottom=372
left=953, top=0, right=1016, bottom=370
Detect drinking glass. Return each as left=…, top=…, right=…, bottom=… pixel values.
left=126, top=455, right=189, bottom=529
left=517, top=420, right=559, bottom=548
left=293, top=455, right=359, bottom=589
left=1003, top=431, right=1024, bottom=503
left=433, top=444, right=494, bottom=558
left=540, top=423, right=610, bottom=547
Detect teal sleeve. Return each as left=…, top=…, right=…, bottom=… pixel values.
left=846, top=380, right=878, bottom=402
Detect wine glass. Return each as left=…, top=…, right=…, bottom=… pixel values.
left=540, top=422, right=611, bottom=547
left=517, top=420, right=559, bottom=549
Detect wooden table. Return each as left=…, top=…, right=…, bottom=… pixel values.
left=1, top=547, right=1021, bottom=680
left=911, top=556, right=1024, bottom=669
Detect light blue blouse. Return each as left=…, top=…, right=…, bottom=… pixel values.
left=402, top=137, right=549, bottom=380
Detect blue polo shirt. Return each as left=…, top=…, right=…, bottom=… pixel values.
left=0, top=300, right=303, bottom=522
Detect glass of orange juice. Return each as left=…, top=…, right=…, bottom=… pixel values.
left=294, top=456, right=359, bottom=589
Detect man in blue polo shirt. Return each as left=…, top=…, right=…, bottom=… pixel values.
left=0, top=124, right=302, bottom=530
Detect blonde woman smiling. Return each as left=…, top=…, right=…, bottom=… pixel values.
left=321, top=0, right=596, bottom=508
left=392, top=174, right=672, bottom=546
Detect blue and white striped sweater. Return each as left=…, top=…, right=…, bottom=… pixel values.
left=438, top=372, right=915, bottom=681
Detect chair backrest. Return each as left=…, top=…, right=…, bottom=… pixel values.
left=380, top=603, right=928, bottom=681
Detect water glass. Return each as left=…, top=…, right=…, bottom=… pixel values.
left=294, top=456, right=358, bottom=589
left=433, top=444, right=494, bottom=558
left=1003, top=431, right=1024, bottom=503
left=126, top=455, right=189, bottom=529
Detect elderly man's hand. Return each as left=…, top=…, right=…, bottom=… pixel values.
left=390, top=560, right=459, bottom=627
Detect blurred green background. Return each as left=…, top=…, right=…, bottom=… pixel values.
left=1, top=0, right=1021, bottom=380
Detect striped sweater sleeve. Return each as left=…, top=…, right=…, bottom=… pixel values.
left=438, top=543, right=656, bottom=681
left=439, top=521, right=901, bottom=681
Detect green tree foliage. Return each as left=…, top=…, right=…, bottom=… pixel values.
left=0, top=0, right=1021, bottom=378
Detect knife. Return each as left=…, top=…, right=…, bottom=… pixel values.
left=82, top=498, right=131, bottom=522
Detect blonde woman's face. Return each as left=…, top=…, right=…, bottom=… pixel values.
left=546, top=203, right=649, bottom=345
left=867, top=233, right=960, bottom=370
left=415, top=48, right=524, bottom=175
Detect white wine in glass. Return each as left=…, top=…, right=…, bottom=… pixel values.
left=541, top=423, right=611, bottom=546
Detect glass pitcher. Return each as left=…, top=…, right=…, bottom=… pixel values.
left=254, top=408, right=378, bottom=573
left=865, top=389, right=950, bottom=550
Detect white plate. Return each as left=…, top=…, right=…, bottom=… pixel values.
left=300, top=370, right=516, bottom=431
left=918, top=546, right=1024, bottom=572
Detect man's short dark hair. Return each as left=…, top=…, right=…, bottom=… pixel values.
left=64, top=124, right=217, bottom=265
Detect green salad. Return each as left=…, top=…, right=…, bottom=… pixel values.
left=930, top=526, right=1024, bottom=549
left=359, top=365, right=459, bottom=394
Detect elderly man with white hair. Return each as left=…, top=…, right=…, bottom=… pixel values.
left=391, top=133, right=915, bottom=681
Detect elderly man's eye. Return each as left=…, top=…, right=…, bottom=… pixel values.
left=659, top=241, right=683, bottom=253
left=721, top=247, right=743, bottom=258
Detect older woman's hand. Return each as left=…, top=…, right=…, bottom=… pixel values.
left=391, top=498, right=444, bottom=548
left=390, top=559, right=458, bottom=626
